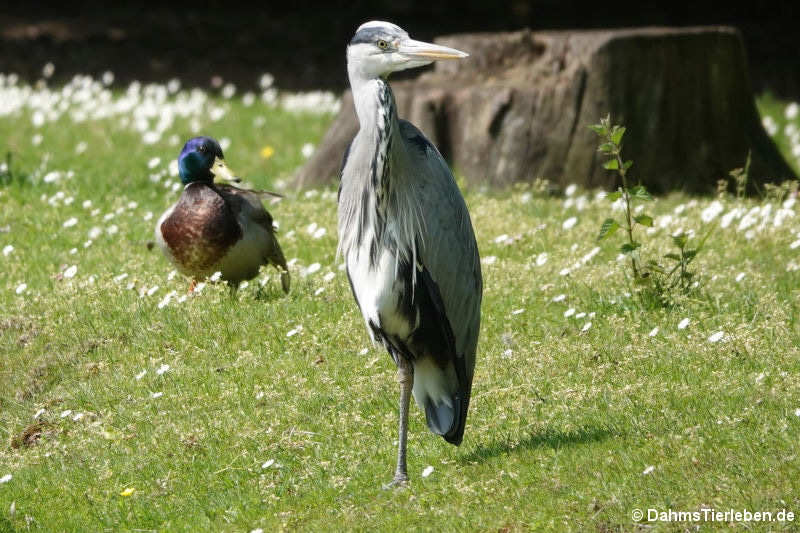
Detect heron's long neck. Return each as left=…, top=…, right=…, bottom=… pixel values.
left=348, top=76, right=399, bottom=253
left=351, top=77, right=396, bottom=198
left=341, top=75, right=421, bottom=272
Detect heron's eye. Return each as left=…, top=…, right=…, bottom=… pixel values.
left=377, top=40, right=388, bottom=50
left=198, top=145, right=207, bottom=153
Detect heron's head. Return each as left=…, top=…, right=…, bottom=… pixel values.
left=347, top=21, right=468, bottom=80
left=177, top=136, right=240, bottom=185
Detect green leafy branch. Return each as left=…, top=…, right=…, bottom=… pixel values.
left=590, top=115, right=710, bottom=307
left=589, top=115, right=653, bottom=280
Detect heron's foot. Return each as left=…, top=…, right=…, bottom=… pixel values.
left=396, top=363, right=413, bottom=386
left=382, top=473, right=409, bottom=490
left=187, top=280, right=197, bottom=294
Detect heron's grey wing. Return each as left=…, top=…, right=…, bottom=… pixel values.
left=398, top=120, right=483, bottom=385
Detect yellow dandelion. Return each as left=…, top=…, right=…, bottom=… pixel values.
left=260, top=145, right=275, bottom=159
left=120, top=487, right=136, bottom=497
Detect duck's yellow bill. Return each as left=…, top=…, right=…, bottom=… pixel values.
left=210, top=157, right=241, bottom=184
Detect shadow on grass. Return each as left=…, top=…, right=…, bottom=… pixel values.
left=461, top=425, right=619, bottom=463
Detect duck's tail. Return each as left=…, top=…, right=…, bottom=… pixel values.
left=267, top=238, right=290, bottom=294
left=280, top=268, right=291, bottom=293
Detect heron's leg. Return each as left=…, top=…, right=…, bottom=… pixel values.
left=386, top=355, right=413, bottom=488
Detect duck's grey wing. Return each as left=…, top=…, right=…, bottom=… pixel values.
left=215, top=185, right=275, bottom=228
left=399, top=119, right=482, bottom=444
left=212, top=181, right=284, bottom=198
left=216, top=185, right=290, bottom=292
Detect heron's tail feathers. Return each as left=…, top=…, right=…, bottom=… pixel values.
left=412, top=358, right=468, bottom=446
left=424, top=395, right=465, bottom=445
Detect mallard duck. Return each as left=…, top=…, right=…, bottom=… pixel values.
left=155, top=136, right=290, bottom=292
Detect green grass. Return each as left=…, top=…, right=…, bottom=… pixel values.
left=1, top=81, right=800, bottom=532
left=757, top=93, right=800, bottom=175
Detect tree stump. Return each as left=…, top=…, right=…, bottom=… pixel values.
left=293, top=26, right=795, bottom=193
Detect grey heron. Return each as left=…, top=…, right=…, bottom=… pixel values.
left=155, top=136, right=290, bottom=293
left=338, top=21, right=482, bottom=486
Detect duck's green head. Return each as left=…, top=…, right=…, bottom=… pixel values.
left=178, top=136, right=240, bottom=185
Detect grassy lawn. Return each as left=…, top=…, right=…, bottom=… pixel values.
left=1, top=76, right=800, bottom=532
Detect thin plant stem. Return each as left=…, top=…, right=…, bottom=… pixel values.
left=615, top=148, right=639, bottom=279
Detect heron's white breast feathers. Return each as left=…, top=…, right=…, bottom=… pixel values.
left=347, top=243, right=413, bottom=341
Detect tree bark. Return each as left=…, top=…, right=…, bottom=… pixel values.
left=293, top=26, right=795, bottom=193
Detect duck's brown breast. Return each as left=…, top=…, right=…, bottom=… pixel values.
left=160, top=184, right=243, bottom=274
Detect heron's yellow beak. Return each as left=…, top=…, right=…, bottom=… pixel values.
left=397, top=38, right=469, bottom=60
left=210, top=157, right=241, bottom=184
